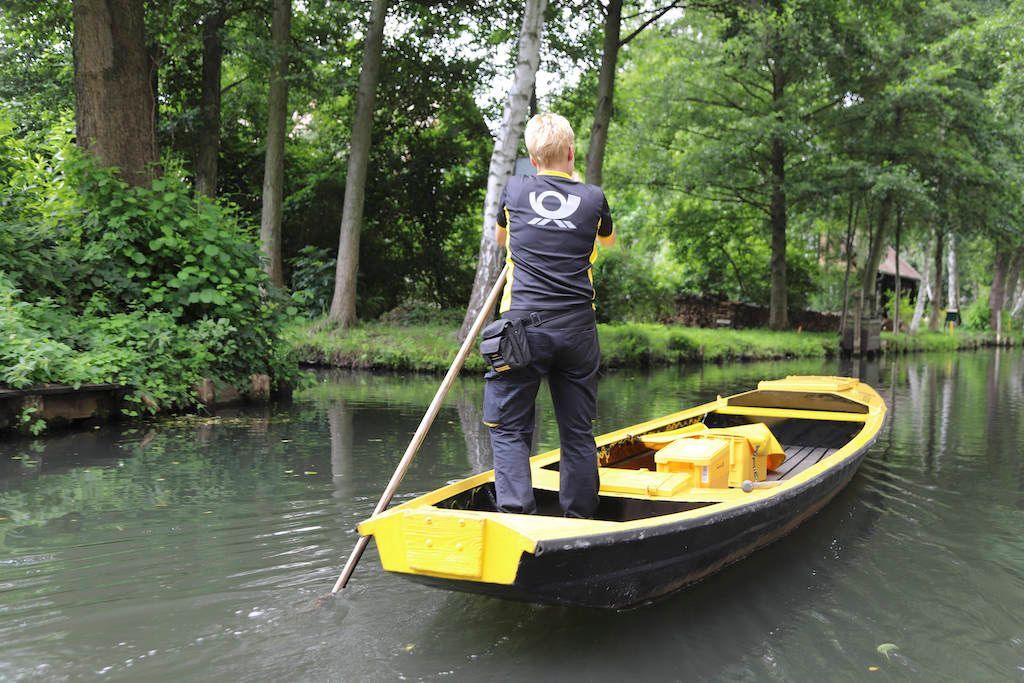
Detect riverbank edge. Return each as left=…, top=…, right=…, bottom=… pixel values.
left=287, top=320, right=1022, bottom=374
left=0, top=375, right=292, bottom=435
left=2, top=324, right=1016, bottom=434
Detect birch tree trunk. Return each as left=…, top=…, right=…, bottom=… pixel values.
left=1004, top=248, right=1023, bottom=312
left=946, top=230, right=960, bottom=318
left=328, top=0, right=389, bottom=326
left=195, top=11, right=225, bottom=198
left=1013, top=279, right=1024, bottom=319
left=72, top=0, right=158, bottom=187
left=585, top=0, right=621, bottom=187
left=457, top=0, right=547, bottom=341
left=259, top=0, right=290, bottom=289
left=928, top=228, right=944, bottom=332
left=910, top=282, right=929, bottom=334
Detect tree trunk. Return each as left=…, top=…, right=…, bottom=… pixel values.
left=989, top=249, right=1011, bottom=338
left=893, top=205, right=902, bottom=332
left=767, top=29, right=787, bottom=330
left=927, top=228, right=944, bottom=332
left=259, top=0, right=290, bottom=289
left=946, top=230, right=960, bottom=317
left=457, top=0, right=548, bottom=341
left=839, top=196, right=857, bottom=337
left=195, top=12, right=225, bottom=198
left=328, top=0, right=389, bottom=325
left=1004, top=248, right=1024, bottom=321
left=1013, top=271, right=1024, bottom=319
left=860, top=194, right=892, bottom=320
left=72, top=0, right=158, bottom=187
left=585, top=0, right=621, bottom=187
left=910, top=282, right=929, bottom=335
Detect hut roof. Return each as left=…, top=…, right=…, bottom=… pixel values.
left=878, top=247, right=922, bottom=281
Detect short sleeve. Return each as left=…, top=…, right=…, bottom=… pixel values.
left=597, top=193, right=613, bottom=237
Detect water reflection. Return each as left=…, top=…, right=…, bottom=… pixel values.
left=328, top=402, right=353, bottom=501
left=456, top=389, right=491, bottom=475
left=0, top=352, right=1023, bottom=680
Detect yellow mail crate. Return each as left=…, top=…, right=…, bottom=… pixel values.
left=655, top=437, right=730, bottom=488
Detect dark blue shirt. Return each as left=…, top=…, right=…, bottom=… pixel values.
left=496, top=171, right=613, bottom=313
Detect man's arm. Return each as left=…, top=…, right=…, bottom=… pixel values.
left=495, top=185, right=510, bottom=247
left=596, top=194, right=615, bottom=247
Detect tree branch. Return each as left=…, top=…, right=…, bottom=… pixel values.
left=619, top=1, right=682, bottom=46
left=221, top=76, right=250, bottom=95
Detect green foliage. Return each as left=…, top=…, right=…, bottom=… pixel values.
left=288, top=246, right=336, bottom=318
left=0, top=115, right=294, bottom=411
left=962, top=287, right=991, bottom=330
left=593, top=249, right=678, bottom=323
left=887, top=292, right=916, bottom=330
left=0, top=274, right=80, bottom=388
left=3, top=0, right=1024, bottom=347
left=785, top=250, right=819, bottom=313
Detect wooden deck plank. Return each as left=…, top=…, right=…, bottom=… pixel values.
left=774, top=445, right=815, bottom=477
left=775, top=446, right=839, bottom=480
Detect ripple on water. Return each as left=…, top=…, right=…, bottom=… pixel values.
left=1, top=355, right=1024, bottom=680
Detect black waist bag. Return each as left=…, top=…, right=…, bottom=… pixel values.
left=479, top=318, right=531, bottom=373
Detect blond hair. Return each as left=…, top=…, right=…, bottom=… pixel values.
left=524, top=113, right=575, bottom=167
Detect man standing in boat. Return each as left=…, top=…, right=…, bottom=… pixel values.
left=483, top=113, right=615, bottom=518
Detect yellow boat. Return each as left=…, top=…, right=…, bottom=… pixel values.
left=357, top=376, right=887, bottom=608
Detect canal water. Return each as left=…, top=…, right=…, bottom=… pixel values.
left=1, top=351, right=1023, bottom=681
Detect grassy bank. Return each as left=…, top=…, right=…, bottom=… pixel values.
left=287, top=319, right=840, bottom=373
left=881, top=329, right=1023, bottom=353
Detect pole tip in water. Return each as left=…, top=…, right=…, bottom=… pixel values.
left=310, top=592, right=335, bottom=610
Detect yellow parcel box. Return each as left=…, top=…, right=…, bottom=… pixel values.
left=655, top=437, right=730, bottom=488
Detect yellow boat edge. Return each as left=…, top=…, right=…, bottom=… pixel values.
left=356, top=375, right=887, bottom=587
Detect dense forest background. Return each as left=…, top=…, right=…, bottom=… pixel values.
left=1, top=0, right=1023, bottom=410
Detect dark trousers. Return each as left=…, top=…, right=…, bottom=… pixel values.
left=482, top=314, right=601, bottom=518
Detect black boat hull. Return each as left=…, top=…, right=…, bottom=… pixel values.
left=400, top=444, right=870, bottom=609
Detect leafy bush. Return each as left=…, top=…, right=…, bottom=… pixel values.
left=377, top=300, right=464, bottom=326
left=0, top=275, right=81, bottom=388
left=289, top=245, right=336, bottom=317
left=784, top=249, right=819, bottom=313
left=886, top=292, right=915, bottom=330
left=593, top=249, right=677, bottom=323
left=962, top=287, right=990, bottom=330
left=0, top=113, right=294, bottom=412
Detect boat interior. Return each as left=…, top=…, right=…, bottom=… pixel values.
left=436, top=386, right=870, bottom=523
